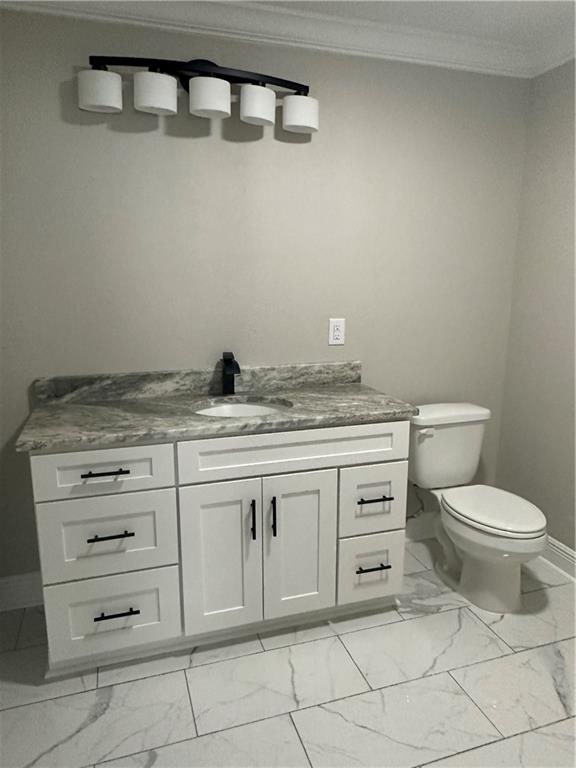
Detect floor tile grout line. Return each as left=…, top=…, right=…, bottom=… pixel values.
left=404, top=542, right=434, bottom=570
left=335, top=633, right=373, bottom=691
left=289, top=711, right=314, bottom=768
left=333, top=609, right=405, bottom=634
left=183, top=668, right=199, bottom=738
left=448, top=669, right=506, bottom=738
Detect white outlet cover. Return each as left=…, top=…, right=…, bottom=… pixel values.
left=329, top=318, right=346, bottom=345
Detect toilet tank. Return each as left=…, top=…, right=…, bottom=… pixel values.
left=409, top=403, right=491, bottom=489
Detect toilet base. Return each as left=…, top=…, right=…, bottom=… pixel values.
left=458, top=555, right=521, bottom=613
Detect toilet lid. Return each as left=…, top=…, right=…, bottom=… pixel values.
left=441, top=485, right=546, bottom=538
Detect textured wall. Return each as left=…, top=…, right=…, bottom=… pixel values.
left=0, top=11, right=528, bottom=577
left=497, top=61, right=575, bottom=548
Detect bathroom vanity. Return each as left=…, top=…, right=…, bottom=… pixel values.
left=16, top=362, right=416, bottom=675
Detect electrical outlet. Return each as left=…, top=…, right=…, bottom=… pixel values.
left=329, top=318, right=346, bottom=345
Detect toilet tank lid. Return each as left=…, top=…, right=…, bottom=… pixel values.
left=411, top=403, right=491, bottom=426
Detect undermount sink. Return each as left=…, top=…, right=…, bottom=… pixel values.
left=195, top=397, right=293, bottom=419
left=196, top=403, right=283, bottom=418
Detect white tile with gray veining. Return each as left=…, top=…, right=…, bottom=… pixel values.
left=186, top=636, right=369, bottom=735
left=395, top=569, right=471, bottom=619
left=98, top=636, right=263, bottom=687
left=521, top=557, right=573, bottom=593
left=291, top=672, right=501, bottom=768
left=469, top=582, right=575, bottom=650
left=341, top=608, right=511, bottom=688
left=0, top=645, right=96, bottom=710
left=17, top=361, right=416, bottom=453
left=428, top=717, right=575, bottom=767
left=0, top=670, right=196, bottom=768
left=404, top=538, right=443, bottom=571
left=451, top=638, right=575, bottom=736
left=96, top=715, right=309, bottom=768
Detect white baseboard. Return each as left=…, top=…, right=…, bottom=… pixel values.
left=0, top=571, right=43, bottom=611
left=545, top=536, right=576, bottom=578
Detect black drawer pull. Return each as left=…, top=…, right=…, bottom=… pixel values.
left=250, top=499, right=257, bottom=541
left=271, top=496, right=278, bottom=537
left=356, top=563, right=392, bottom=575
left=94, top=607, right=140, bottom=623
left=80, top=468, right=131, bottom=480
left=86, top=530, right=135, bottom=544
left=358, top=495, right=394, bottom=505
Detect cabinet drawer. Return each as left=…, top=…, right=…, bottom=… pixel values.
left=339, top=461, right=408, bottom=537
left=31, top=444, right=175, bottom=502
left=37, top=489, right=178, bottom=584
left=44, top=566, right=182, bottom=664
left=338, top=530, right=404, bottom=606
left=178, top=422, right=409, bottom=484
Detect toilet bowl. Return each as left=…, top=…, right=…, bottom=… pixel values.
left=409, top=404, right=548, bottom=614
left=437, top=485, right=547, bottom=612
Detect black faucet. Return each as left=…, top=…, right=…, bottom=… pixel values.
left=222, top=352, right=241, bottom=395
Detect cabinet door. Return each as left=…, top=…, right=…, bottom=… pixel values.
left=263, top=469, right=337, bottom=620
left=180, top=479, right=263, bottom=635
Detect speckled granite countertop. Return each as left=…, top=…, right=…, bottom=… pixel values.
left=16, top=361, right=417, bottom=453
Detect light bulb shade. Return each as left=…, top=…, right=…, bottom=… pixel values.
left=240, top=84, right=276, bottom=126
left=78, top=69, right=123, bottom=113
left=189, top=77, right=231, bottom=118
left=282, top=95, right=319, bottom=134
left=133, top=71, right=177, bottom=115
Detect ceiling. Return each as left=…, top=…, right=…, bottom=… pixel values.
left=2, top=1, right=574, bottom=77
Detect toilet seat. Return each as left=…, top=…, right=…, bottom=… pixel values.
left=441, top=485, right=546, bottom=540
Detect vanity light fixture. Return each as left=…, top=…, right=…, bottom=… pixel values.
left=77, top=56, right=319, bottom=133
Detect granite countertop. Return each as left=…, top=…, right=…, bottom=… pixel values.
left=16, top=361, right=417, bottom=453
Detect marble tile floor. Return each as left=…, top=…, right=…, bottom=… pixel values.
left=0, top=543, right=573, bottom=768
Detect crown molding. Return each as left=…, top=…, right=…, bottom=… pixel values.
left=1, top=1, right=573, bottom=79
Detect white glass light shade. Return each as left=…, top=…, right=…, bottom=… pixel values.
left=240, top=84, right=276, bottom=126
left=189, top=77, right=231, bottom=118
left=282, top=95, right=319, bottom=134
left=133, top=71, right=177, bottom=115
left=78, top=69, right=123, bottom=113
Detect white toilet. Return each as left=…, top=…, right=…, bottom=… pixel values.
left=409, top=403, right=547, bottom=613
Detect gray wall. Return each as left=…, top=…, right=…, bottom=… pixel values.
left=1, top=11, right=529, bottom=577
left=497, top=61, right=575, bottom=548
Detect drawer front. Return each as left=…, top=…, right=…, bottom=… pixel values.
left=178, top=422, right=409, bottom=485
left=37, top=489, right=178, bottom=584
left=44, top=566, right=182, bottom=664
left=339, top=461, right=408, bottom=537
left=31, top=444, right=175, bottom=502
left=338, top=530, right=404, bottom=606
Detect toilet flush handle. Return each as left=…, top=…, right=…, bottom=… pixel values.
left=418, top=428, right=435, bottom=439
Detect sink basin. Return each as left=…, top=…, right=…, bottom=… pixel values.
left=195, top=396, right=293, bottom=419
left=196, top=403, right=284, bottom=418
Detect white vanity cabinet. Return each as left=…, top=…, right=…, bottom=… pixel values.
left=29, top=420, right=410, bottom=674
